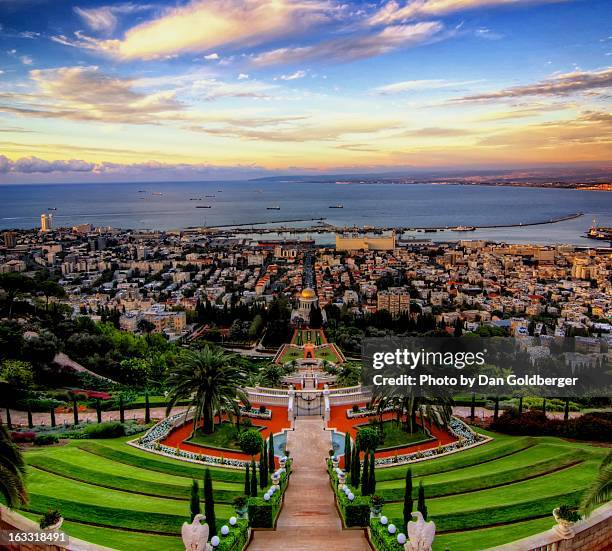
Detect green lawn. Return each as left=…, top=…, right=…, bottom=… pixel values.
left=362, top=420, right=430, bottom=450
left=374, top=428, right=609, bottom=548
left=187, top=422, right=263, bottom=451
left=17, top=436, right=244, bottom=549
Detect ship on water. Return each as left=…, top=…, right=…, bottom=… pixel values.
left=329, top=204, right=344, bottom=208
left=266, top=205, right=281, bottom=210
left=453, top=225, right=476, bottom=231
left=586, top=219, right=612, bottom=241
left=195, top=205, right=212, bottom=209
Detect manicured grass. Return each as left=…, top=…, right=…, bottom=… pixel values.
left=75, top=440, right=244, bottom=482
left=362, top=420, right=429, bottom=449
left=18, top=435, right=245, bottom=549
left=20, top=512, right=184, bottom=551
left=375, top=434, right=535, bottom=481
left=433, top=517, right=556, bottom=551
left=187, top=421, right=261, bottom=451
left=27, top=455, right=241, bottom=503
left=377, top=450, right=584, bottom=501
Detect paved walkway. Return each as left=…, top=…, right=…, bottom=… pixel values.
left=248, top=417, right=370, bottom=551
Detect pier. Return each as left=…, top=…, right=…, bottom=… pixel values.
left=212, top=212, right=585, bottom=236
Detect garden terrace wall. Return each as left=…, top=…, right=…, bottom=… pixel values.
left=0, top=505, right=111, bottom=551
left=488, top=502, right=612, bottom=551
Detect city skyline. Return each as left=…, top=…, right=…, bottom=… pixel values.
left=1, top=0, right=611, bottom=183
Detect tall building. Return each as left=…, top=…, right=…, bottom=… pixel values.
left=335, top=233, right=395, bottom=251
left=40, top=213, right=53, bottom=232
left=2, top=231, right=17, bottom=248
left=377, top=287, right=410, bottom=317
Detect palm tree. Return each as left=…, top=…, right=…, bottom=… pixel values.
left=166, top=346, right=250, bottom=436
left=580, top=451, right=612, bottom=517
left=0, top=423, right=27, bottom=507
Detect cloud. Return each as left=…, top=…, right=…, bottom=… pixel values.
left=0, top=66, right=184, bottom=124
left=373, top=78, right=479, bottom=94
left=238, top=73, right=249, bottom=80
left=197, top=118, right=398, bottom=142
left=9, top=156, right=96, bottom=173
left=74, top=3, right=154, bottom=34
left=0, top=154, right=275, bottom=180
left=279, top=70, right=307, bottom=80
left=62, top=0, right=334, bottom=60
left=253, top=21, right=445, bottom=65
left=401, top=126, right=474, bottom=137
left=367, top=0, right=563, bottom=26
left=452, top=68, right=612, bottom=102
left=204, top=53, right=220, bottom=60
left=19, top=55, right=33, bottom=65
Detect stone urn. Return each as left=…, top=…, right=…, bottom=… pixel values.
left=553, top=508, right=576, bottom=539
left=331, top=456, right=340, bottom=468
left=337, top=470, right=346, bottom=489
left=271, top=472, right=281, bottom=486
left=279, top=456, right=287, bottom=468
left=42, top=517, right=64, bottom=532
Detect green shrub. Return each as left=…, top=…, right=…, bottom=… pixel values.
left=217, top=518, right=249, bottom=551
left=81, top=421, right=126, bottom=439
left=370, top=518, right=403, bottom=551
left=246, top=462, right=290, bottom=528
left=239, top=429, right=263, bottom=457
left=34, top=434, right=59, bottom=446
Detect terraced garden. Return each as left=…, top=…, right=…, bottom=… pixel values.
left=375, top=428, right=609, bottom=550
left=19, top=436, right=246, bottom=550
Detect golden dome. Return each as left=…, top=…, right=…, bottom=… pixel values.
left=300, top=288, right=316, bottom=299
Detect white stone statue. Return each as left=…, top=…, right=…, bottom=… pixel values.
left=405, top=511, right=436, bottom=551
left=182, top=514, right=212, bottom=551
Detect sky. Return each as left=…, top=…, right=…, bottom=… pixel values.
left=0, top=0, right=611, bottom=183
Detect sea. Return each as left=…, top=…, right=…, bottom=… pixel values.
left=1, top=181, right=611, bottom=246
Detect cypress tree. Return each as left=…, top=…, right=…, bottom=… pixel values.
left=268, top=434, right=275, bottom=472
left=6, top=407, right=12, bottom=429
left=361, top=452, right=370, bottom=496
left=344, top=433, right=351, bottom=472
left=350, top=446, right=359, bottom=487
left=190, top=479, right=200, bottom=521
left=96, top=398, right=102, bottom=423
left=72, top=395, right=79, bottom=425
left=119, top=396, right=125, bottom=424
left=403, top=469, right=413, bottom=529
left=50, top=406, right=56, bottom=427
left=250, top=460, right=258, bottom=497
left=369, top=450, right=376, bottom=494
left=417, top=480, right=427, bottom=520
left=259, top=442, right=267, bottom=489
left=204, top=468, right=217, bottom=537
left=27, top=402, right=33, bottom=428
left=244, top=463, right=250, bottom=496
left=144, top=391, right=151, bottom=424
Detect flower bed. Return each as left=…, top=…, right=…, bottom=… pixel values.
left=373, top=418, right=488, bottom=467
left=132, top=413, right=250, bottom=468
left=239, top=406, right=272, bottom=420
left=347, top=404, right=395, bottom=419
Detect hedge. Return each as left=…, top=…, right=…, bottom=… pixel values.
left=217, top=519, right=249, bottom=551
left=247, top=461, right=291, bottom=528
left=369, top=518, right=403, bottom=551
left=328, top=460, right=370, bottom=528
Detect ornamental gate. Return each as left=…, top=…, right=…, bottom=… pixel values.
left=294, top=391, right=323, bottom=417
